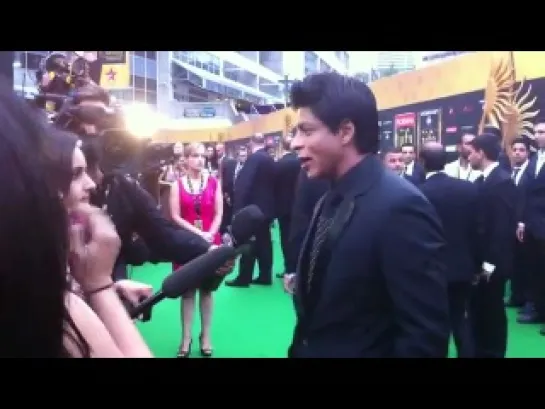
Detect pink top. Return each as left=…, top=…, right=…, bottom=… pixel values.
left=173, top=175, right=220, bottom=271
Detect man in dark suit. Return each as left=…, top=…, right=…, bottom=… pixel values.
left=517, top=119, right=545, bottom=334
left=218, top=144, right=237, bottom=234
left=401, top=142, right=425, bottom=185
left=287, top=72, right=450, bottom=358
left=227, top=134, right=276, bottom=287
left=467, top=133, right=517, bottom=358
left=275, top=134, right=302, bottom=278
left=508, top=137, right=531, bottom=309
left=419, top=142, right=480, bottom=358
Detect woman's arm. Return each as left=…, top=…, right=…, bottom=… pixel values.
left=64, top=291, right=152, bottom=358
left=169, top=180, right=203, bottom=235
left=209, top=178, right=224, bottom=236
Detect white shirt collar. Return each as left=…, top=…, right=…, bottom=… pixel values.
left=426, top=170, right=443, bottom=179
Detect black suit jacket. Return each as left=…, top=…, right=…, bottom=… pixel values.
left=220, top=157, right=237, bottom=201
left=513, top=161, right=531, bottom=224
left=521, top=157, right=545, bottom=239
left=477, top=166, right=517, bottom=274
left=419, top=172, right=480, bottom=283
left=275, top=152, right=301, bottom=218
left=233, top=148, right=276, bottom=220
left=290, top=155, right=450, bottom=358
left=405, top=162, right=425, bottom=185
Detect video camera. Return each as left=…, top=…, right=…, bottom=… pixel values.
left=32, top=51, right=181, bottom=177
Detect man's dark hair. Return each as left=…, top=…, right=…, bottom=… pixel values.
left=419, top=145, right=447, bottom=172
left=511, top=137, right=529, bottom=150
left=469, top=133, right=500, bottom=161
left=379, top=146, right=401, bottom=160
left=290, top=72, right=379, bottom=154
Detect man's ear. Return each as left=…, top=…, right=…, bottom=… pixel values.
left=339, top=120, right=355, bottom=146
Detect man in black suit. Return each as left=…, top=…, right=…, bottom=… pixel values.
left=227, top=134, right=276, bottom=287
left=275, top=133, right=302, bottom=278
left=401, top=142, right=425, bottom=185
left=218, top=144, right=237, bottom=234
left=517, top=119, right=545, bottom=333
left=419, top=142, right=480, bottom=358
left=467, top=133, right=517, bottom=358
left=508, top=138, right=531, bottom=309
left=287, top=72, right=450, bottom=358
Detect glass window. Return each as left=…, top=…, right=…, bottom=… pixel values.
left=147, top=91, right=157, bottom=106
left=146, top=78, right=157, bottom=92
left=135, top=51, right=146, bottom=58
left=134, top=75, right=146, bottom=89
left=237, top=51, right=258, bottom=62
left=320, top=59, right=332, bottom=73
left=258, top=51, right=283, bottom=76
left=147, top=51, right=157, bottom=60
left=132, top=55, right=146, bottom=77
left=223, top=61, right=257, bottom=88
left=304, top=51, right=318, bottom=76
left=258, top=77, right=281, bottom=98
left=146, top=58, right=157, bottom=79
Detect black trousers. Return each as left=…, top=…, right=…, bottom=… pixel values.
left=278, top=214, right=293, bottom=272
left=525, top=232, right=545, bottom=317
left=470, top=272, right=507, bottom=358
left=220, top=201, right=232, bottom=234
left=237, top=221, right=273, bottom=283
left=510, top=239, right=530, bottom=305
left=447, top=281, right=474, bottom=358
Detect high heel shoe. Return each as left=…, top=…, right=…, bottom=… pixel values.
left=199, top=334, right=213, bottom=357
left=176, top=340, right=192, bottom=358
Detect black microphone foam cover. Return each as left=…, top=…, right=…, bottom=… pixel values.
left=230, top=205, right=265, bottom=246
left=161, top=245, right=236, bottom=298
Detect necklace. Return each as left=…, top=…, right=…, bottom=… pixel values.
left=186, top=172, right=204, bottom=195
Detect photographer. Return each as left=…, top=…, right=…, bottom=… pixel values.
left=55, top=85, right=228, bottom=285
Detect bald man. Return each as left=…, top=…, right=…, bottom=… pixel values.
left=419, top=142, right=480, bottom=358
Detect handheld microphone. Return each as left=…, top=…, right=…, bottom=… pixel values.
left=222, top=205, right=265, bottom=252
left=129, top=245, right=236, bottom=319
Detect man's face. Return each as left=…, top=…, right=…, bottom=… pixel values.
left=216, top=144, right=225, bottom=157
left=291, top=107, right=346, bottom=179
left=512, top=142, right=528, bottom=165
left=459, top=134, right=475, bottom=159
left=238, top=149, right=248, bottom=163
left=467, top=145, right=484, bottom=170
left=401, top=145, right=415, bottom=165
left=206, top=146, right=214, bottom=158
left=535, top=123, right=545, bottom=149
left=383, top=152, right=405, bottom=174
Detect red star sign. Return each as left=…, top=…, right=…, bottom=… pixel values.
left=106, top=68, right=117, bottom=81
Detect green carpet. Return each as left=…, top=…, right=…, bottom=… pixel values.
left=131, top=228, right=545, bottom=358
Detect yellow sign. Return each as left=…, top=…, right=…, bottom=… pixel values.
left=99, top=51, right=130, bottom=89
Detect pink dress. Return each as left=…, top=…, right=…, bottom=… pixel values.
left=173, top=175, right=221, bottom=272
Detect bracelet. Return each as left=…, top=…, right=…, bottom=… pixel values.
left=84, top=282, right=115, bottom=296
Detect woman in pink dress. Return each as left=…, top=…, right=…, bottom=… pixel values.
left=169, top=142, right=223, bottom=358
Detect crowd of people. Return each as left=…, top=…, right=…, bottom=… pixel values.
left=2, top=66, right=545, bottom=358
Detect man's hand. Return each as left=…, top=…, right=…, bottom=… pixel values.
left=114, top=279, right=153, bottom=306
left=283, top=273, right=296, bottom=294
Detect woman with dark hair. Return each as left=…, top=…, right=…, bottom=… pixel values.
left=0, top=81, right=152, bottom=357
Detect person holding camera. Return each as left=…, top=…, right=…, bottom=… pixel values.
left=169, top=143, right=224, bottom=358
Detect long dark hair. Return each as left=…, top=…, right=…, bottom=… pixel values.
left=0, top=80, right=89, bottom=357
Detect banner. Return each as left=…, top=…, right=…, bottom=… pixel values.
left=394, top=112, right=416, bottom=147
left=418, top=108, right=442, bottom=145
left=99, top=51, right=130, bottom=89
left=379, top=118, right=394, bottom=152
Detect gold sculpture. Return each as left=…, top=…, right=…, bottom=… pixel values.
left=479, top=55, right=540, bottom=152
